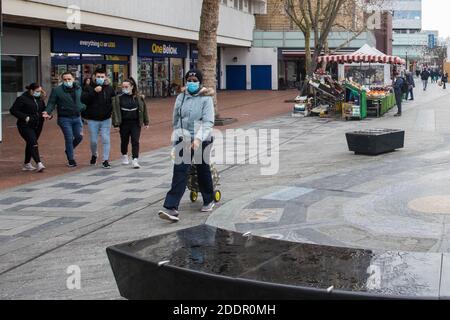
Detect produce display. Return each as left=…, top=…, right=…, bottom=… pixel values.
left=366, top=86, right=392, bottom=99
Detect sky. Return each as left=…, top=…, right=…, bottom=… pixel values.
left=422, top=0, right=450, bottom=38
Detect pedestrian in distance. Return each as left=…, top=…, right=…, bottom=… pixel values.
left=43, top=72, right=86, bottom=168
left=10, top=83, right=47, bottom=172
left=406, top=71, right=415, bottom=101
left=112, top=78, right=149, bottom=169
left=158, top=69, right=216, bottom=223
left=416, top=69, right=421, bottom=78
left=393, top=73, right=405, bottom=117
left=81, top=68, right=116, bottom=169
left=442, top=72, right=448, bottom=90
left=421, top=69, right=430, bottom=91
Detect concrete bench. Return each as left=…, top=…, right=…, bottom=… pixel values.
left=107, top=224, right=445, bottom=300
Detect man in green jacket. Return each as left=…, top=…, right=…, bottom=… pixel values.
left=43, top=72, right=86, bottom=167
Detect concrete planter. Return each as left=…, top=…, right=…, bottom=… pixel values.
left=346, top=129, right=405, bottom=155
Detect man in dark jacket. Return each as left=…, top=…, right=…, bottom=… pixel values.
left=393, top=73, right=405, bottom=117
left=43, top=72, right=86, bottom=167
left=81, top=68, right=116, bottom=169
left=406, top=71, right=415, bottom=101
left=421, top=69, right=430, bottom=91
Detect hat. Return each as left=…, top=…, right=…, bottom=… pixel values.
left=185, top=69, right=203, bottom=83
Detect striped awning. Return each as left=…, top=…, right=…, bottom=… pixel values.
left=317, top=52, right=406, bottom=65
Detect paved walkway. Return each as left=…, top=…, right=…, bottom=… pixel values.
left=0, top=90, right=295, bottom=190
left=1, top=82, right=450, bottom=299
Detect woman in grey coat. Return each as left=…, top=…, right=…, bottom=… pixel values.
left=159, top=70, right=216, bottom=223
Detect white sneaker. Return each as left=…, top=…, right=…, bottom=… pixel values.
left=22, top=163, right=36, bottom=171
left=121, top=155, right=130, bottom=165
left=36, top=162, right=46, bottom=173
left=201, top=202, right=216, bottom=213
left=158, top=209, right=180, bottom=223
left=132, top=158, right=141, bottom=169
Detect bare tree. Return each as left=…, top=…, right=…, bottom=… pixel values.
left=198, top=0, right=220, bottom=118
left=280, top=0, right=385, bottom=91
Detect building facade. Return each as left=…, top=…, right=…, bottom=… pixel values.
left=251, top=0, right=378, bottom=89
left=1, top=0, right=267, bottom=116
left=370, top=0, right=432, bottom=69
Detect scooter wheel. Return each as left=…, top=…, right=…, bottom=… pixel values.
left=214, top=191, right=222, bottom=203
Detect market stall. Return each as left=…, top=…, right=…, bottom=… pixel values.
left=317, top=45, right=404, bottom=120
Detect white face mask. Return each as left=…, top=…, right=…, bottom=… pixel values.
left=64, top=81, right=74, bottom=88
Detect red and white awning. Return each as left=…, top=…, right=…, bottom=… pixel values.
left=317, top=45, right=405, bottom=65
left=317, top=53, right=405, bottom=65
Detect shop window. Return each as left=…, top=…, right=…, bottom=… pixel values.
left=2, top=55, right=38, bottom=113
left=170, top=58, right=184, bottom=95
left=154, top=58, right=169, bottom=98
left=138, top=58, right=154, bottom=98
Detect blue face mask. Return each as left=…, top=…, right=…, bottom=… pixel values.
left=33, top=91, right=41, bottom=98
left=64, top=81, right=74, bottom=88
left=96, top=78, right=105, bottom=86
left=187, top=82, right=200, bottom=94
left=122, top=88, right=131, bottom=95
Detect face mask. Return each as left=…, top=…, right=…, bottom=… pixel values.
left=64, top=81, right=74, bottom=88
left=122, top=88, right=131, bottom=95
left=33, top=91, right=41, bottom=98
left=96, top=78, right=105, bottom=86
left=187, top=82, right=200, bottom=94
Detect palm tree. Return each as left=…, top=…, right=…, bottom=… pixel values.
left=198, top=0, right=220, bottom=118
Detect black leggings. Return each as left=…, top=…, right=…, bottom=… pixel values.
left=120, top=120, right=141, bottom=159
left=18, top=124, right=42, bottom=164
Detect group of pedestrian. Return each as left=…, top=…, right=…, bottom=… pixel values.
left=10, top=68, right=149, bottom=172
left=393, top=67, right=448, bottom=117
left=420, top=68, right=448, bottom=91
left=9, top=68, right=217, bottom=223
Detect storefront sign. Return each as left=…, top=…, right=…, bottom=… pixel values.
left=51, top=29, right=133, bottom=55
left=138, top=39, right=187, bottom=58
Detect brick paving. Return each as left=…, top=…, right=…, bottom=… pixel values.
left=0, top=90, right=296, bottom=190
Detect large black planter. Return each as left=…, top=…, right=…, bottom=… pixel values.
left=346, top=129, right=405, bottom=155
left=106, top=225, right=441, bottom=300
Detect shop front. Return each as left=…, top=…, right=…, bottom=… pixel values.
left=138, top=39, right=187, bottom=98
left=51, top=29, right=133, bottom=89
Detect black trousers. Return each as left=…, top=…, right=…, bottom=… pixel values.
left=164, top=138, right=214, bottom=210
left=120, top=120, right=141, bottom=159
left=395, top=92, right=403, bottom=114
left=18, top=123, right=43, bottom=164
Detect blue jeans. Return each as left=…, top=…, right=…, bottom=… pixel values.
left=87, top=119, right=111, bottom=161
left=57, top=116, right=83, bottom=161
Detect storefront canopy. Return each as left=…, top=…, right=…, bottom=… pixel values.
left=317, top=44, right=406, bottom=65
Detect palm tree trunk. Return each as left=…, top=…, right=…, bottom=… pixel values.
left=198, top=0, right=220, bottom=118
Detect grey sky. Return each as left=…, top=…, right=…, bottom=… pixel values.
left=422, top=0, right=450, bottom=38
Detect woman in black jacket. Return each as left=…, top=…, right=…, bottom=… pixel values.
left=10, top=83, right=47, bottom=172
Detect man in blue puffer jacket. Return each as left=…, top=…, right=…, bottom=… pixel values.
left=159, top=70, right=216, bottom=223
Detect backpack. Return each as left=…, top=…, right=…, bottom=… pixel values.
left=401, top=78, right=409, bottom=94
